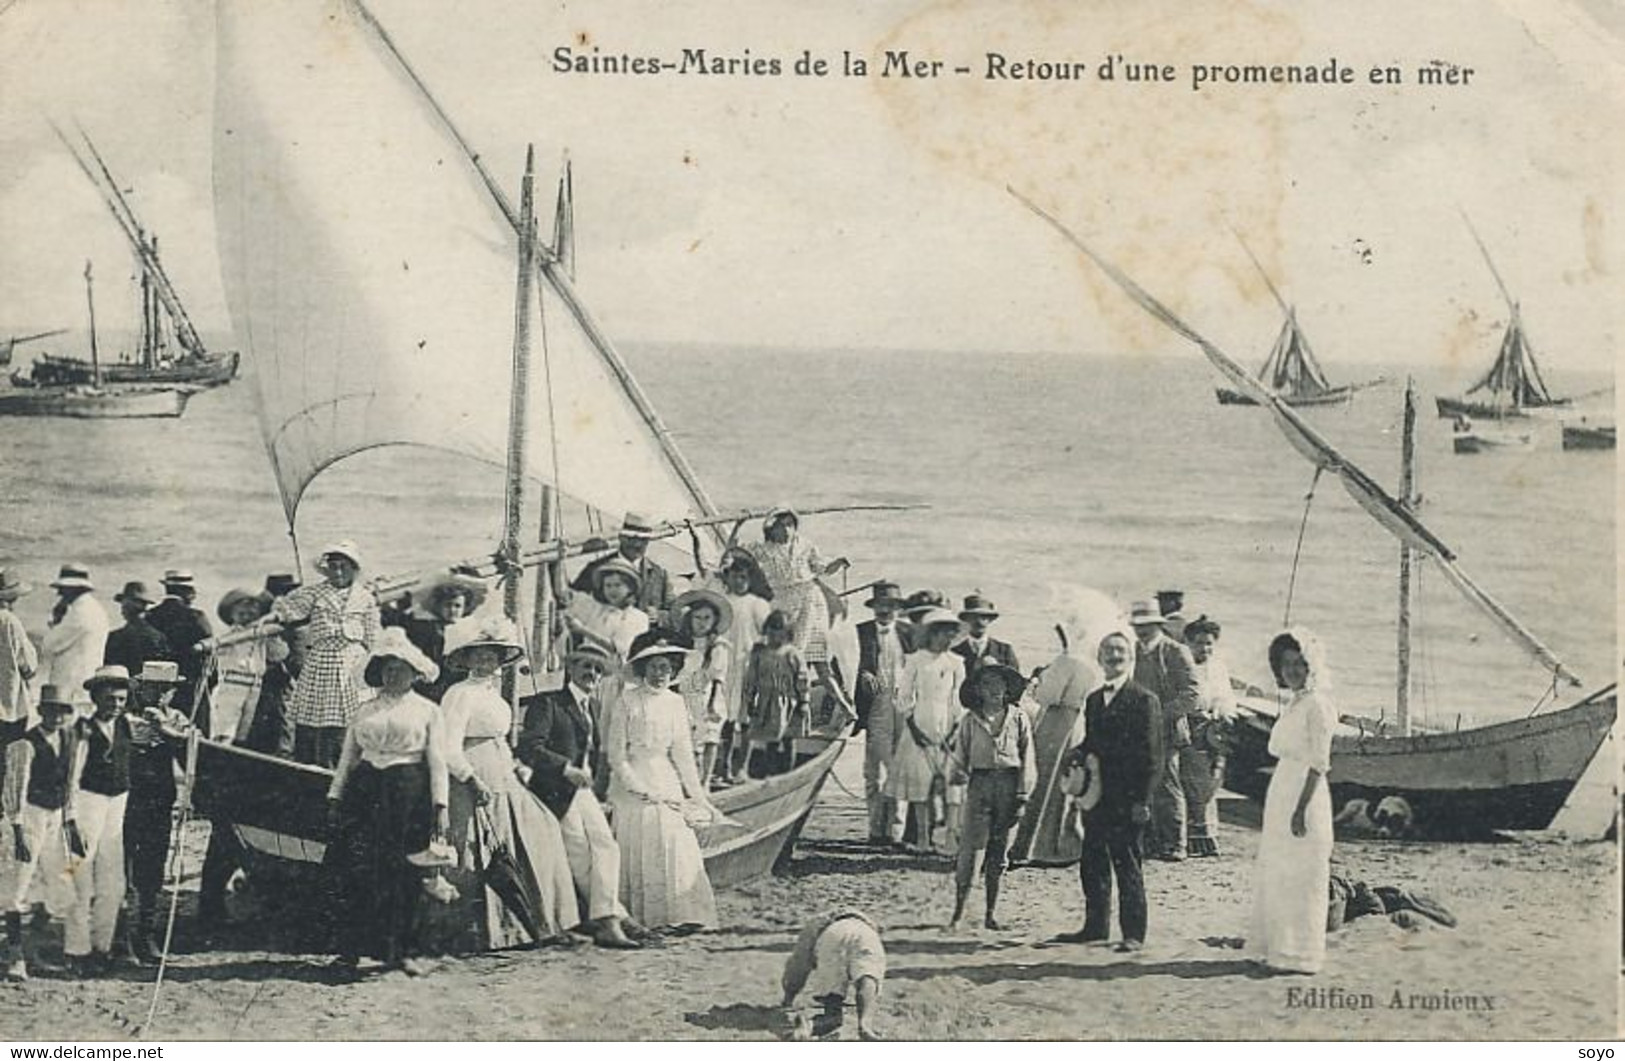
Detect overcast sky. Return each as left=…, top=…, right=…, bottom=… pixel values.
left=0, top=0, right=1619, bottom=381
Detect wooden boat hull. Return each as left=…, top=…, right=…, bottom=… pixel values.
left=1215, top=386, right=1354, bottom=407
left=1452, top=430, right=1531, bottom=454
left=188, top=731, right=845, bottom=892
left=1435, top=395, right=1570, bottom=420
left=1562, top=425, right=1616, bottom=450
left=1223, top=687, right=1615, bottom=838
left=29, top=350, right=240, bottom=388
left=0, top=384, right=192, bottom=418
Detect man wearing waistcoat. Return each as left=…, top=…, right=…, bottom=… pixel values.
left=2, top=686, right=79, bottom=981
left=65, top=666, right=134, bottom=975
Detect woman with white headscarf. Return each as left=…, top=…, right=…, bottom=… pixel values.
left=1247, top=628, right=1337, bottom=975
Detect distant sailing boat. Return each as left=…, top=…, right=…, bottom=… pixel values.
left=1012, top=188, right=1615, bottom=839
left=1215, top=236, right=1385, bottom=407
left=188, top=0, right=843, bottom=892
left=1434, top=218, right=1572, bottom=421
left=24, top=128, right=239, bottom=389
left=0, top=261, right=193, bottom=419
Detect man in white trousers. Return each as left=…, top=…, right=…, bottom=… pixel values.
left=2, top=686, right=80, bottom=981
left=63, top=665, right=134, bottom=975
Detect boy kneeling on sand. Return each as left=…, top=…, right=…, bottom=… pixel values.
left=781, top=910, right=886, bottom=1041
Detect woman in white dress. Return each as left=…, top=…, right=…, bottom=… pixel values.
left=1247, top=628, right=1336, bottom=974
left=565, top=558, right=651, bottom=663
left=428, top=616, right=580, bottom=952
left=606, top=631, right=720, bottom=932
left=885, top=609, right=965, bottom=851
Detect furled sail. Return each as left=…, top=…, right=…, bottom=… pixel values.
left=1010, top=186, right=1581, bottom=687
left=1260, top=314, right=1333, bottom=398
left=212, top=0, right=719, bottom=549
left=1466, top=309, right=1556, bottom=407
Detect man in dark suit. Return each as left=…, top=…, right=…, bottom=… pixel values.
left=1129, top=599, right=1200, bottom=861
left=516, top=639, right=639, bottom=949
left=144, top=570, right=214, bottom=724
left=1058, top=630, right=1161, bottom=952
left=952, top=593, right=1021, bottom=683
left=853, top=581, right=913, bottom=845
left=102, top=582, right=169, bottom=678
left=569, top=513, right=673, bottom=622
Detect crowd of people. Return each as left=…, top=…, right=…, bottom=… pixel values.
left=0, top=507, right=1338, bottom=995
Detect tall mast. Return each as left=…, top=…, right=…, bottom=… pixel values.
left=501, top=146, right=539, bottom=705
left=1396, top=377, right=1418, bottom=734
left=84, top=261, right=102, bottom=389
left=139, top=230, right=154, bottom=369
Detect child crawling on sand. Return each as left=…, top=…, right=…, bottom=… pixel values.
left=781, top=910, right=886, bottom=1041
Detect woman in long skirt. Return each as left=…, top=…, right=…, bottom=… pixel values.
left=325, top=629, right=449, bottom=975
left=1010, top=613, right=1099, bottom=867
left=1246, top=628, right=1336, bottom=974
left=426, top=616, right=580, bottom=952
left=606, top=631, right=721, bottom=932
left=885, top=609, right=964, bottom=851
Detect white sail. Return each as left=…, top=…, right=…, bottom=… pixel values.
left=1010, top=186, right=1582, bottom=688
left=212, top=0, right=717, bottom=546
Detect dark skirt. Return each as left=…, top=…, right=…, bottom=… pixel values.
left=325, top=761, right=434, bottom=963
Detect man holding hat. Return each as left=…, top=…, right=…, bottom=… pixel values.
left=2, top=685, right=79, bottom=981
left=1128, top=600, right=1200, bottom=862
left=39, top=564, right=109, bottom=715
left=146, top=570, right=215, bottom=727
left=952, top=593, right=1022, bottom=684
left=517, top=638, right=640, bottom=950
left=854, top=581, right=912, bottom=846
left=0, top=568, right=38, bottom=757
left=65, top=665, right=135, bottom=974
left=102, top=581, right=170, bottom=680
left=570, top=512, right=674, bottom=621
left=122, top=661, right=188, bottom=964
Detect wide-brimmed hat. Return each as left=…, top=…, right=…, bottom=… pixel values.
left=37, top=685, right=76, bottom=715
left=216, top=587, right=269, bottom=625
left=50, top=563, right=93, bottom=591
left=135, top=660, right=182, bottom=685
left=959, top=662, right=1028, bottom=710
left=419, top=572, right=490, bottom=618
left=959, top=593, right=1000, bottom=620
left=115, top=581, right=155, bottom=606
left=1128, top=600, right=1167, bottom=626
left=442, top=614, right=526, bottom=669
left=863, top=580, right=904, bottom=611
left=617, top=512, right=660, bottom=539
left=902, top=589, right=946, bottom=620
left=161, top=569, right=197, bottom=591
left=718, top=547, right=774, bottom=601
left=83, top=664, right=131, bottom=692
left=590, top=556, right=642, bottom=597
left=263, top=573, right=301, bottom=597
left=913, top=607, right=961, bottom=631
left=672, top=588, right=732, bottom=636
left=363, top=627, right=441, bottom=688
left=318, top=540, right=363, bottom=570
left=626, top=630, right=690, bottom=675
left=0, top=568, right=31, bottom=602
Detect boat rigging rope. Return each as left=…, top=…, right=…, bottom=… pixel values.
left=534, top=236, right=566, bottom=678
left=1281, top=467, right=1323, bottom=627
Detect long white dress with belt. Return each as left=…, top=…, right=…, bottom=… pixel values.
left=605, top=681, right=718, bottom=929
left=885, top=650, right=963, bottom=803
left=1247, top=687, right=1335, bottom=972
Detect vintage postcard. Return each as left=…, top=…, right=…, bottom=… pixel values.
left=0, top=0, right=1616, bottom=1044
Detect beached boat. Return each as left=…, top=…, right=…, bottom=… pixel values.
left=1011, top=189, right=1616, bottom=839
left=18, top=130, right=239, bottom=390
left=1214, top=237, right=1384, bottom=407
left=1562, top=420, right=1615, bottom=451
left=1450, top=416, right=1533, bottom=454
left=187, top=0, right=843, bottom=892
left=1434, top=219, right=1573, bottom=421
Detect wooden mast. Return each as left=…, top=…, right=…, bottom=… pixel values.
left=501, top=146, right=539, bottom=706
left=1396, top=376, right=1418, bottom=734
left=84, top=260, right=102, bottom=388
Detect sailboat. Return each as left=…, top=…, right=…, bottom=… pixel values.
left=22, top=130, right=239, bottom=389
left=0, top=261, right=194, bottom=419
left=1011, top=188, right=1615, bottom=839
left=1434, top=219, right=1573, bottom=421
left=186, top=0, right=844, bottom=893
left=1214, top=236, right=1386, bottom=407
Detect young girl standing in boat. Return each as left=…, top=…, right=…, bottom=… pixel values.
left=673, top=589, right=732, bottom=788
left=741, top=610, right=808, bottom=779
left=714, top=552, right=772, bottom=785
left=886, top=609, right=964, bottom=851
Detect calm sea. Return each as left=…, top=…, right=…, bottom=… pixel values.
left=0, top=336, right=1613, bottom=731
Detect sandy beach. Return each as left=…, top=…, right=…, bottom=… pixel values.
left=0, top=738, right=1615, bottom=1042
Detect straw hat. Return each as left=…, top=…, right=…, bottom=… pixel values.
left=161, top=569, right=197, bottom=592
left=318, top=540, right=364, bottom=570
left=216, top=587, right=269, bottom=625
left=363, top=627, right=441, bottom=688
left=590, top=556, right=642, bottom=599
left=115, top=581, right=155, bottom=607
left=49, top=563, right=93, bottom=591
left=958, top=592, right=1000, bottom=620
left=672, top=588, right=733, bottom=636
left=626, top=630, right=690, bottom=676
left=913, top=607, right=961, bottom=630
left=83, top=664, right=131, bottom=692
left=565, top=632, right=617, bottom=669
left=442, top=615, right=526, bottom=669
left=902, top=589, right=946, bottom=621
left=1128, top=600, right=1166, bottom=626
left=863, top=581, right=904, bottom=611
left=135, top=661, right=182, bottom=685
left=617, top=512, right=661, bottom=539
left=36, top=685, right=75, bottom=716
left=0, top=568, right=32, bottom=602
left=959, top=662, right=1028, bottom=710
